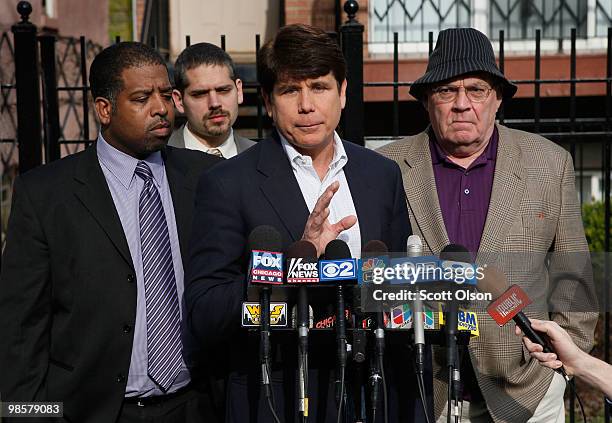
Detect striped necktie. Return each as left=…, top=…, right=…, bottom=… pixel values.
left=135, top=161, right=182, bottom=392
left=208, top=148, right=224, bottom=158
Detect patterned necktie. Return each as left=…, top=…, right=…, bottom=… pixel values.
left=208, top=148, right=224, bottom=158
left=135, top=161, right=182, bottom=392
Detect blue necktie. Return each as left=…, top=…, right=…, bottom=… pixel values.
left=135, top=161, right=182, bottom=392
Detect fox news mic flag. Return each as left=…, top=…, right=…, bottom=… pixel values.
left=248, top=226, right=284, bottom=285
left=284, top=239, right=318, bottom=418
left=246, top=225, right=283, bottom=395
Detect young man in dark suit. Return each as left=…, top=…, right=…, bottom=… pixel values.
left=170, top=42, right=255, bottom=158
left=0, top=42, right=220, bottom=422
left=185, top=24, right=431, bottom=422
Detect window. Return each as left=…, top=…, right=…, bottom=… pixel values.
left=43, top=0, right=57, bottom=18
left=370, top=0, right=471, bottom=44
left=489, top=0, right=587, bottom=40
left=368, top=0, right=611, bottom=54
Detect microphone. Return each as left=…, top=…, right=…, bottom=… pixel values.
left=440, top=244, right=470, bottom=422
left=478, top=267, right=570, bottom=381
left=322, top=239, right=356, bottom=415
left=362, top=240, right=389, bottom=422
left=407, top=235, right=426, bottom=376
left=247, top=226, right=283, bottom=400
left=353, top=240, right=386, bottom=364
left=285, top=239, right=318, bottom=419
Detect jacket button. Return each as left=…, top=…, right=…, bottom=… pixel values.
left=127, top=274, right=135, bottom=283
left=123, top=324, right=132, bottom=333
left=116, top=374, right=125, bottom=383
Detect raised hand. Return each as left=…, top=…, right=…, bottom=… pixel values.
left=301, top=181, right=357, bottom=257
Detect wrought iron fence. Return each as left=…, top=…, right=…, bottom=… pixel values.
left=0, top=30, right=17, bottom=247
left=53, top=36, right=102, bottom=154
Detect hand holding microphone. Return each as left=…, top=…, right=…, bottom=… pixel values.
left=478, top=266, right=570, bottom=381
left=514, top=318, right=612, bottom=399
left=514, top=318, right=583, bottom=375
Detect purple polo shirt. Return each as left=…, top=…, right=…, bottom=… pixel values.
left=430, top=127, right=498, bottom=402
left=430, top=127, right=498, bottom=255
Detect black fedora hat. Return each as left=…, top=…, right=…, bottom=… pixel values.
left=410, top=27, right=517, bottom=101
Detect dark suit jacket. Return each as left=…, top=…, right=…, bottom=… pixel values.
left=184, top=134, right=429, bottom=422
left=0, top=144, right=220, bottom=423
left=168, top=124, right=256, bottom=155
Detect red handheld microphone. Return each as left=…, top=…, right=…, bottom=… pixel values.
left=479, top=268, right=569, bottom=380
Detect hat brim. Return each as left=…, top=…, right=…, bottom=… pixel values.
left=410, top=61, right=517, bottom=101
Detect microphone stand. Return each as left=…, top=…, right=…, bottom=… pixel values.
left=335, top=284, right=347, bottom=422
left=260, top=286, right=281, bottom=423
left=372, top=310, right=387, bottom=423
left=260, top=287, right=272, bottom=398
left=297, top=286, right=309, bottom=422
left=446, top=286, right=460, bottom=423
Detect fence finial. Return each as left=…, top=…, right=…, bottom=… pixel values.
left=344, top=0, right=359, bottom=24
left=17, top=1, right=32, bottom=23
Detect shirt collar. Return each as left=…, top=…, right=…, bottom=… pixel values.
left=96, top=132, right=164, bottom=189
left=280, top=131, right=348, bottom=171
left=430, top=126, right=498, bottom=168
left=184, top=124, right=237, bottom=158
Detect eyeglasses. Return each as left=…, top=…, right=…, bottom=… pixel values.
left=430, top=85, right=494, bottom=103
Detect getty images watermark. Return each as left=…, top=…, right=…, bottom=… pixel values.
left=363, top=258, right=492, bottom=304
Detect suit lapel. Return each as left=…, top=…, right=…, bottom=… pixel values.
left=343, top=144, right=377, bottom=248
left=235, top=134, right=253, bottom=154
left=163, top=148, right=193, bottom=263
left=167, top=125, right=186, bottom=148
left=478, top=125, right=526, bottom=252
left=401, top=130, right=449, bottom=254
left=73, top=145, right=134, bottom=269
left=258, top=135, right=310, bottom=242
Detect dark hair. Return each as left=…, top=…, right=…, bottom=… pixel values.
left=174, top=42, right=237, bottom=92
left=89, top=42, right=166, bottom=109
left=257, top=24, right=346, bottom=95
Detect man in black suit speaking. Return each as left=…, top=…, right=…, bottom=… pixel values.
left=0, top=42, right=219, bottom=422
left=184, top=24, right=429, bottom=422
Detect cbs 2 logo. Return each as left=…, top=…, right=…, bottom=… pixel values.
left=321, top=260, right=356, bottom=279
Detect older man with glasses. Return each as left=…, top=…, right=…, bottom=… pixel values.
left=378, top=28, right=597, bottom=423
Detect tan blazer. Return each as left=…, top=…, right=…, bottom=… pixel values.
left=377, top=124, right=598, bottom=422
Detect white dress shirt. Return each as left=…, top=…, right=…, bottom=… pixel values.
left=183, top=124, right=238, bottom=158
left=280, top=131, right=361, bottom=258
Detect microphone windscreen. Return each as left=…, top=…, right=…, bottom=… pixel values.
left=362, top=240, right=388, bottom=258
left=285, top=240, right=318, bottom=259
left=324, top=239, right=351, bottom=260
left=406, top=234, right=422, bottom=249
left=440, top=243, right=471, bottom=263
left=248, top=225, right=282, bottom=252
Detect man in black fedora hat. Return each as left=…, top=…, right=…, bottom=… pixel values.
left=378, top=27, right=597, bottom=422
